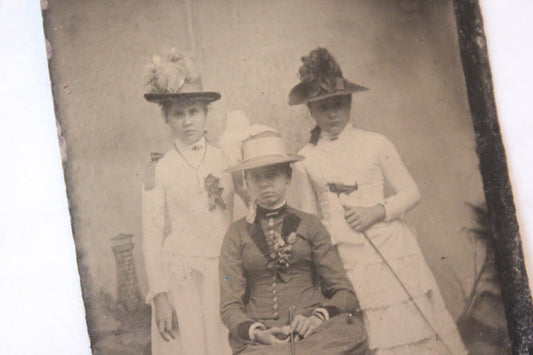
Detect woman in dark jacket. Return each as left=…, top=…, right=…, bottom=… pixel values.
left=219, top=129, right=369, bottom=354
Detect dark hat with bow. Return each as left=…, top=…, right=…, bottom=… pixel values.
left=288, top=47, right=368, bottom=105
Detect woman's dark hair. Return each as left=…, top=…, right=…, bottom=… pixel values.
left=307, top=94, right=352, bottom=145
left=306, top=94, right=352, bottom=111
left=160, top=100, right=209, bottom=123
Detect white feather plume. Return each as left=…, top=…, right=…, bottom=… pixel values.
left=144, top=51, right=200, bottom=94
left=219, top=110, right=277, bottom=165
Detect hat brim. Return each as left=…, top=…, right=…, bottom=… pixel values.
left=144, top=92, right=221, bottom=103
left=288, top=80, right=368, bottom=106
left=225, top=154, right=305, bottom=173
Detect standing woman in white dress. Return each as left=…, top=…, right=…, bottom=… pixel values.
left=288, top=48, right=467, bottom=354
left=142, top=52, right=233, bottom=355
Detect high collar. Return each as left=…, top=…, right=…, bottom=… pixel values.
left=255, top=202, right=288, bottom=220
left=317, top=124, right=356, bottom=146
left=173, top=135, right=206, bottom=153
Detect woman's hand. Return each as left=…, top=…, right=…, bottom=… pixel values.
left=290, top=314, right=323, bottom=339
left=153, top=292, right=178, bottom=342
left=343, top=204, right=386, bottom=232
left=255, top=326, right=290, bottom=345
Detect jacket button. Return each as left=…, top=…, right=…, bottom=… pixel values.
left=273, top=304, right=278, bottom=310
left=273, top=297, right=278, bottom=302
left=272, top=282, right=277, bottom=288
left=273, top=312, right=279, bottom=317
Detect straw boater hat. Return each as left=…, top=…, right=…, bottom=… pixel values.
left=288, top=47, right=368, bottom=105
left=225, top=130, right=304, bottom=172
left=144, top=51, right=220, bottom=104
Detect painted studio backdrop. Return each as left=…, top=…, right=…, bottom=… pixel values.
left=43, top=0, right=510, bottom=353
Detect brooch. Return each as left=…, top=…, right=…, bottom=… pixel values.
left=267, top=231, right=298, bottom=271
left=327, top=181, right=358, bottom=197
left=204, top=174, right=226, bottom=211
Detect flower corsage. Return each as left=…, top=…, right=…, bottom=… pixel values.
left=267, top=231, right=298, bottom=271
left=204, top=174, right=226, bottom=211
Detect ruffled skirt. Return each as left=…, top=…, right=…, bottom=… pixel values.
left=335, top=221, right=467, bottom=354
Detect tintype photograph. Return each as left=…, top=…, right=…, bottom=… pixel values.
left=41, top=0, right=528, bottom=354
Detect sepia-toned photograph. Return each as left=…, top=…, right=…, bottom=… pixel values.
left=41, top=0, right=521, bottom=353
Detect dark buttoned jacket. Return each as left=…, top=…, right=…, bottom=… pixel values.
left=219, top=206, right=359, bottom=353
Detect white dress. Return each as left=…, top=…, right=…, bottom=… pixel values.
left=290, top=126, right=467, bottom=354
left=142, top=137, right=233, bottom=355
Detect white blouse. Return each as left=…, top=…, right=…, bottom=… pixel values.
left=141, top=140, right=234, bottom=297
left=290, top=125, right=420, bottom=227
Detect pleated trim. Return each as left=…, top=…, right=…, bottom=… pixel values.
left=359, top=289, right=467, bottom=353
left=371, top=326, right=468, bottom=355
left=372, top=335, right=441, bottom=355
left=363, top=293, right=434, bottom=349
left=345, top=252, right=436, bottom=309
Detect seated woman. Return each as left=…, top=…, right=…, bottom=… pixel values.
left=219, top=129, right=369, bottom=354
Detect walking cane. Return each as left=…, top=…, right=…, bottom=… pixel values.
left=358, top=228, right=454, bottom=354
left=288, top=306, right=296, bottom=355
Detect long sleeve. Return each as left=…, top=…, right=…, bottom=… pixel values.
left=308, top=216, right=359, bottom=314
left=141, top=161, right=169, bottom=301
left=378, top=137, right=420, bottom=221
left=219, top=223, right=255, bottom=340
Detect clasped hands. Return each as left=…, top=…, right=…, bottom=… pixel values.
left=254, top=314, right=323, bottom=345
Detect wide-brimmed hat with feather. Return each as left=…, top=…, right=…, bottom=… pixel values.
left=143, top=51, right=220, bottom=104
left=288, top=47, right=368, bottom=105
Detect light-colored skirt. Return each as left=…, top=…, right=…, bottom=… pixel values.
left=151, top=255, right=231, bottom=355
left=335, top=221, right=467, bottom=354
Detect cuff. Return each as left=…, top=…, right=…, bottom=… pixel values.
left=379, top=200, right=393, bottom=221
left=145, top=286, right=170, bottom=304
left=312, top=307, right=329, bottom=321
left=237, top=321, right=265, bottom=341
left=380, top=198, right=407, bottom=222
left=249, top=322, right=266, bottom=341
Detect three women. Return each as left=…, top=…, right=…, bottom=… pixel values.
left=142, top=48, right=466, bottom=354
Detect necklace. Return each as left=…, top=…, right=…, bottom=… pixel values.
left=173, top=141, right=207, bottom=187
